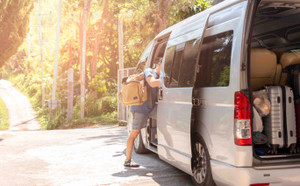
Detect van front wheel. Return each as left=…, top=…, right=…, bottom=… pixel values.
left=134, top=132, right=149, bottom=154
left=191, top=136, right=215, bottom=186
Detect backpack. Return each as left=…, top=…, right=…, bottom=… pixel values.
left=119, top=72, right=149, bottom=106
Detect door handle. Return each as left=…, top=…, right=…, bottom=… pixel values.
left=158, top=87, right=163, bottom=100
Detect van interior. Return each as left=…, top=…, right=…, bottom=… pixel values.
left=147, top=37, right=169, bottom=151
left=250, top=1, right=300, bottom=162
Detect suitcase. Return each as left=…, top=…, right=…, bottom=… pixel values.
left=293, top=72, right=300, bottom=98
left=264, top=86, right=297, bottom=154
left=295, top=102, right=300, bottom=142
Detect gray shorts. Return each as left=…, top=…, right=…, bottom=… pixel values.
left=131, top=106, right=157, bottom=130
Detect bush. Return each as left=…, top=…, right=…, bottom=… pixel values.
left=47, top=109, right=67, bottom=129
left=100, top=95, right=117, bottom=113
left=0, top=98, right=9, bottom=130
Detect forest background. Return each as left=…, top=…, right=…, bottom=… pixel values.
left=0, top=0, right=219, bottom=129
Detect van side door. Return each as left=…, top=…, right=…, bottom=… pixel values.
left=157, top=20, right=207, bottom=174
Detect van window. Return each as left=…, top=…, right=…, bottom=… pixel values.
left=135, top=61, right=146, bottom=73
left=164, top=39, right=201, bottom=88
left=170, top=49, right=184, bottom=87
left=179, top=39, right=201, bottom=87
left=164, top=46, right=175, bottom=86
left=151, top=37, right=170, bottom=68
left=197, top=30, right=233, bottom=87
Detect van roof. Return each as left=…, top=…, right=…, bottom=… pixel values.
left=154, top=0, right=243, bottom=40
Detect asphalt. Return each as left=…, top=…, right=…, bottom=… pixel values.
left=0, top=126, right=194, bottom=186
left=0, top=80, right=194, bottom=186
left=0, top=80, right=41, bottom=131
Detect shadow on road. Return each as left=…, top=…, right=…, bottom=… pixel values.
left=112, top=151, right=194, bottom=186
left=113, top=148, right=126, bottom=157
left=80, top=134, right=121, bottom=141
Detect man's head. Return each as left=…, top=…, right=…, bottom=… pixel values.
left=155, top=57, right=162, bottom=67
left=155, top=57, right=162, bottom=75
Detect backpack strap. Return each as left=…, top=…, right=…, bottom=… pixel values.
left=148, top=85, right=152, bottom=107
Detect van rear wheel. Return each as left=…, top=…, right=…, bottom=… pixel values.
left=191, top=136, right=215, bottom=186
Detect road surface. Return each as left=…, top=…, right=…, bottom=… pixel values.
left=0, top=125, right=194, bottom=186
left=0, top=80, right=41, bottom=131
left=0, top=80, right=194, bottom=185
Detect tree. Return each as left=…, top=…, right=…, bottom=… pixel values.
left=91, top=0, right=109, bottom=80
left=0, top=0, right=34, bottom=67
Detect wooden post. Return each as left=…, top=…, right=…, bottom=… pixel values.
left=118, top=16, right=124, bottom=71
left=51, top=0, right=62, bottom=116
left=118, top=15, right=125, bottom=126
left=80, top=0, right=88, bottom=118
left=68, top=40, right=73, bottom=122
left=38, top=0, right=45, bottom=109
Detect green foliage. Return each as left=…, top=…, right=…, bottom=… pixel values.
left=217, top=65, right=230, bottom=86
left=169, top=0, right=212, bottom=25
left=0, top=0, right=34, bottom=67
left=0, top=98, right=9, bottom=130
left=100, top=96, right=117, bottom=114
left=47, top=109, right=67, bottom=129
left=2, top=0, right=213, bottom=129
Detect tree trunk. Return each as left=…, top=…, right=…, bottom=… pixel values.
left=78, top=0, right=92, bottom=76
left=91, top=0, right=109, bottom=80
left=154, top=0, right=171, bottom=35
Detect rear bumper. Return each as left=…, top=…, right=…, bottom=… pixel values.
left=211, top=160, right=300, bottom=186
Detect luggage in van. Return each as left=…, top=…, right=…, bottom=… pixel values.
left=295, top=100, right=300, bottom=142
left=293, top=71, right=300, bottom=98
left=263, top=86, right=297, bottom=154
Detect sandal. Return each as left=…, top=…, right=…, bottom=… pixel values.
left=124, top=160, right=140, bottom=167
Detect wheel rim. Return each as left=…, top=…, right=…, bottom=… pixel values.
left=193, top=142, right=207, bottom=184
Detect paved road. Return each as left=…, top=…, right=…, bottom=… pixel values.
left=0, top=125, right=194, bottom=186
left=0, top=80, right=194, bottom=185
left=0, top=80, right=41, bottom=131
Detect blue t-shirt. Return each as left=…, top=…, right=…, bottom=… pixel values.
left=130, top=68, right=158, bottom=114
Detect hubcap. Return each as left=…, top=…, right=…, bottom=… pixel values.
left=193, top=142, right=207, bottom=184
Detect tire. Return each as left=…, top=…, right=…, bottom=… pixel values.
left=191, top=135, right=215, bottom=186
left=134, top=132, right=149, bottom=154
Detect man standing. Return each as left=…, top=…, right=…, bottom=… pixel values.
left=124, top=59, right=162, bottom=167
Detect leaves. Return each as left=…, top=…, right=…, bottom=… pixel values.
left=3, top=0, right=212, bottom=121
left=0, top=0, right=34, bottom=67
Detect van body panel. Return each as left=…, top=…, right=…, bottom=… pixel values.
left=157, top=86, right=193, bottom=174
left=124, top=0, right=300, bottom=184
left=211, top=160, right=300, bottom=186
left=193, top=1, right=253, bottom=167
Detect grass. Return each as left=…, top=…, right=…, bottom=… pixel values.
left=7, top=73, right=118, bottom=130
left=0, top=97, right=9, bottom=130
left=58, top=112, right=118, bottom=129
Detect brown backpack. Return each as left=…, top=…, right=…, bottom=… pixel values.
left=119, top=72, right=150, bottom=106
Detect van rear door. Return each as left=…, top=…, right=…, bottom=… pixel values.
left=193, top=1, right=252, bottom=168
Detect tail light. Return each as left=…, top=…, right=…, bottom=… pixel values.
left=234, top=91, right=252, bottom=146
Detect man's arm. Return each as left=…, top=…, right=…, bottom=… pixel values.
left=146, top=75, right=160, bottom=88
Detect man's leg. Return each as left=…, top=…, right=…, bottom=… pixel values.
left=125, top=129, right=140, bottom=161
left=124, top=112, right=148, bottom=167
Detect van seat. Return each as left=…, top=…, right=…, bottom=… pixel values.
left=274, top=64, right=282, bottom=85
left=250, top=48, right=278, bottom=90
left=280, top=51, right=300, bottom=69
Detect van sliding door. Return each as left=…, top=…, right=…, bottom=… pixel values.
left=157, top=14, right=209, bottom=174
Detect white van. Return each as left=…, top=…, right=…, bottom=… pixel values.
left=126, top=0, right=300, bottom=185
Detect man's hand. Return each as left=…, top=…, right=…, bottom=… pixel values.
left=146, top=75, right=160, bottom=88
